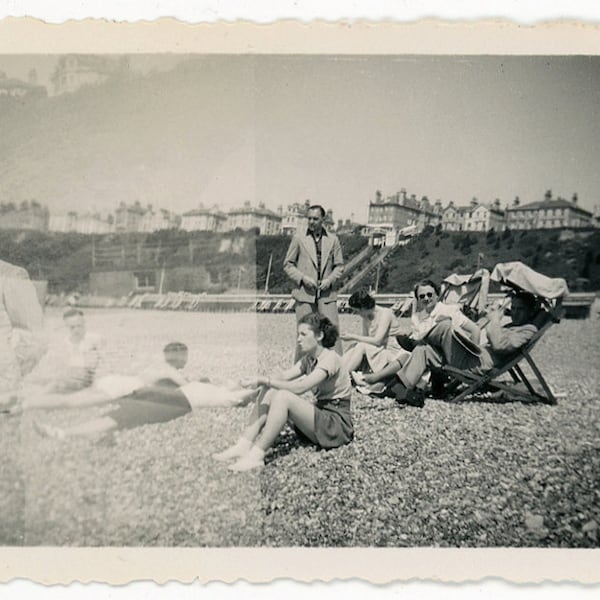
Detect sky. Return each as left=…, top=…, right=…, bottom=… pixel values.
left=0, top=54, right=599, bottom=221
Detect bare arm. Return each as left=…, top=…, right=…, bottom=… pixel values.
left=240, top=362, right=304, bottom=389
left=268, top=367, right=328, bottom=395
left=343, top=310, right=393, bottom=346
left=459, top=318, right=481, bottom=345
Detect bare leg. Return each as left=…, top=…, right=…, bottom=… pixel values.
left=229, top=390, right=317, bottom=471
left=239, top=387, right=272, bottom=441
left=363, top=359, right=402, bottom=385
left=228, top=387, right=261, bottom=407
left=212, top=386, right=269, bottom=461
left=342, top=342, right=368, bottom=373
left=22, top=386, right=111, bottom=411
left=255, top=390, right=317, bottom=450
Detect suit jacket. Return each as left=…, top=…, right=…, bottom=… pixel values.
left=283, top=229, right=345, bottom=304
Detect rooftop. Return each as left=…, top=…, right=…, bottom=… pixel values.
left=509, top=197, right=592, bottom=216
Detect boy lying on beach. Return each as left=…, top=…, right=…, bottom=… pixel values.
left=30, top=342, right=259, bottom=439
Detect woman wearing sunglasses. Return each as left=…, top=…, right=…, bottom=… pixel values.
left=358, top=279, right=479, bottom=405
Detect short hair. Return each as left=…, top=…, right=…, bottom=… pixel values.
left=308, top=204, right=326, bottom=218
left=413, top=279, right=440, bottom=298
left=348, top=289, right=376, bottom=310
left=298, top=313, right=339, bottom=349
left=63, top=308, right=84, bottom=319
left=512, top=291, right=538, bottom=312
left=163, top=341, right=188, bottom=354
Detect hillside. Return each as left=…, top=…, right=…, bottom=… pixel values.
left=1, top=227, right=598, bottom=294
left=374, top=227, right=600, bottom=293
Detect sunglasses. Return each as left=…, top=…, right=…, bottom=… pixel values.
left=418, top=292, right=434, bottom=300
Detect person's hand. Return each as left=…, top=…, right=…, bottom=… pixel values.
left=340, top=333, right=354, bottom=342
left=302, top=276, right=318, bottom=291
left=240, top=377, right=261, bottom=388
left=487, top=307, right=503, bottom=322
left=319, top=278, right=331, bottom=292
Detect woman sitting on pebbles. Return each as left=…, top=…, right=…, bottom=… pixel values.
left=213, top=313, right=354, bottom=472
left=340, top=289, right=406, bottom=396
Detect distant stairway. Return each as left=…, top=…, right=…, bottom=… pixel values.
left=340, top=244, right=396, bottom=293
left=337, top=244, right=375, bottom=290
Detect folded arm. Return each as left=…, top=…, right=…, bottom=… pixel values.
left=486, top=314, right=537, bottom=354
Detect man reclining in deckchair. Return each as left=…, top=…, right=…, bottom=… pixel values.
left=377, top=291, right=540, bottom=407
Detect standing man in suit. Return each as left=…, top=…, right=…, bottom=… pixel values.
left=283, top=204, right=345, bottom=360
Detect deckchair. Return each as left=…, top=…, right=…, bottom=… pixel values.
left=283, top=298, right=296, bottom=313
left=271, top=299, right=285, bottom=312
left=441, top=261, right=568, bottom=405
left=439, top=268, right=490, bottom=322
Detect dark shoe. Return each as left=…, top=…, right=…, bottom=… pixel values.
left=390, top=381, right=408, bottom=404
left=406, top=389, right=425, bottom=408
left=430, top=371, right=450, bottom=399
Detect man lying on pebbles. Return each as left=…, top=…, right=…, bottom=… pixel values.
left=25, top=341, right=259, bottom=440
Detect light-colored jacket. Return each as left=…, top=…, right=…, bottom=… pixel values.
left=283, top=229, right=345, bottom=304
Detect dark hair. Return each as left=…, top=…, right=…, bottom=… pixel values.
left=413, top=279, right=440, bottom=298
left=163, top=341, right=188, bottom=354
left=512, top=291, right=538, bottom=312
left=63, top=308, right=84, bottom=319
left=348, top=289, right=376, bottom=310
left=308, top=204, right=326, bottom=218
left=298, top=313, right=339, bottom=348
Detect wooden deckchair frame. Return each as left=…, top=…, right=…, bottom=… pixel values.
left=442, top=299, right=563, bottom=405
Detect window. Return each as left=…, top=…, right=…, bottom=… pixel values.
left=134, top=271, right=156, bottom=290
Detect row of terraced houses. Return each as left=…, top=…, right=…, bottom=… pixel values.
left=0, top=199, right=337, bottom=236
left=366, top=189, right=598, bottom=245
left=0, top=191, right=597, bottom=239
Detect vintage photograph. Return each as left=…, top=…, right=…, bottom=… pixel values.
left=0, top=48, right=598, bottom=561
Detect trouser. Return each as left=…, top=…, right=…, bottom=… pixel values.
left=398, top=319, right=493, bottom=389
left=294, top=299, right=342, bottom=362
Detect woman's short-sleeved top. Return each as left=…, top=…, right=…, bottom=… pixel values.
left=365, top=305, right=404, bottom=349
left=299, top=348, right=352, bottom=402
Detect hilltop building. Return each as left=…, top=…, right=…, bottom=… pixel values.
left=0, top=70, right=47, bottom=100
left=335, top=218, right=364, bottom=235
left=281, top=200, right=335, bottom=235
left=113, top=202, right=179, bottom=233
left=49, top=211, right=114, bottom=234
left=50, top=55, right=125, bottom=96
left=442, top=198, right=505, bottom=232
left=0, top=202, right=49, bottom=231
left=227, top=202, right=282, bottom=235
left=114, top=201, right=146, bottom=232
left=138, top=205, right=180, bottom=232
left=366, top=189, right=442, bottom=245
left=180, top=205, right=227, bottom=232
left=506, top=192, right=593, bottom=230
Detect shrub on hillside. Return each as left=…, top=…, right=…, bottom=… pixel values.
left=447, top=258, right=465, bottom=271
